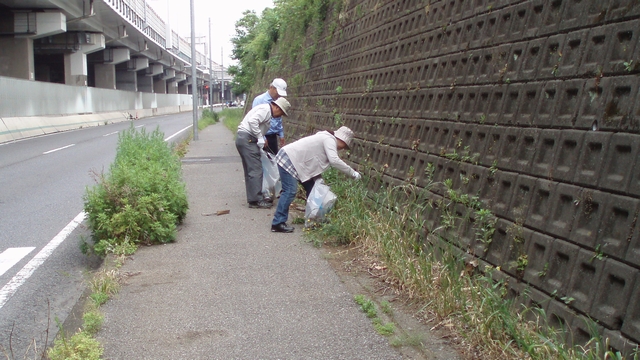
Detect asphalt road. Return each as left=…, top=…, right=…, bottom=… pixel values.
left=0, top=111, right=196, bottom=356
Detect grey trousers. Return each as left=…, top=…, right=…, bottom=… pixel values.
left=235, top=131, right=264, bottom=203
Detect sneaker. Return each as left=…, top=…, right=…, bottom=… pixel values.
left=271, top=223, right=294, bottom=233
left=248, top=200, right=272, bottom=209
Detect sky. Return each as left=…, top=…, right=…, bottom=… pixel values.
left=147, top=0, right=275, bottom=67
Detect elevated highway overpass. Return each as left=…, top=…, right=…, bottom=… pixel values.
left=0, top=0, right=229, bottom=142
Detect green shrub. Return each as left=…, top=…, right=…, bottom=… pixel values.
left=199, top=109, right=220, bottom=130
left=47, top=331, right=103, bottom=360
left=83, top=126, right=188, bottom=257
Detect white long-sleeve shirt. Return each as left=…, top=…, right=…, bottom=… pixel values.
left=237, top=103, right=272, bottom=139
left=282, top=131, right=357, bottom=182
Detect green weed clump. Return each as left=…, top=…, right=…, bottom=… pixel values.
left=83, top=126, right=188, bottom=257
left=198, top=109, right=220, bottom=130
left=307, top=169, right=632, bottom=359
left=220, top=108, right=246, bottom=136
left=47, top=331, right=103, bottom=360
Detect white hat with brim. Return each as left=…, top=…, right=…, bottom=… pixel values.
left=334, top=126, right=354, bottom=149
left=273, top=97, right=291, bottom=116
left=271, top=78, right=287, bottom=97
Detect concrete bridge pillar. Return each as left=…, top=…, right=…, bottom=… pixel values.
left=137, top=72, right=153, bottom=93
left=0, top=38, right=34, bottom=80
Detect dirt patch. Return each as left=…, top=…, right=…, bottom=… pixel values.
left=318, top=242, right=470, bottom=360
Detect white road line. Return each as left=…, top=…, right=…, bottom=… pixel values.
left=43, top=144, right=75, bottom=154
left=0, top=212, right=86, bottom=310
left=164, top=125, right=192, bottom=142
left=103, top=131, right=119, bottom=137
left=0, top=248, right=35, bottom=277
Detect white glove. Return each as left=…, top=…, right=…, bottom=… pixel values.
left=352, top=171, right=361, bottom=180
left=257, top=137, right=265, bottom=148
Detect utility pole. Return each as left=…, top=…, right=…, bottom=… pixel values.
left=209, top=18, right=213, bottom=110
left=189, top=0, right=198, bottom=140
left=221, top=47, right=224, bottom=105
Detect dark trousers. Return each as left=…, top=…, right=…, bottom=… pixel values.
left=265, top=134, right=279, bottom=155
left=235, top=131, right=263, bottom=203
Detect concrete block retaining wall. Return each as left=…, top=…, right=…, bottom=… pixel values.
left=264, top=0, right=640, bottom=353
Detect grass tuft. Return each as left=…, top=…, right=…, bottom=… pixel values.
left=306, top=168, right=636, bottom=359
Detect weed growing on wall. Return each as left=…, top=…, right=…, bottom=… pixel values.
left=83, top=126, right=188, bottom=257
left=306, top=168, right=625, bottom=359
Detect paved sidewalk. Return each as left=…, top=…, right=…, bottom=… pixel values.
left=97, top=122, right=405, bottom=359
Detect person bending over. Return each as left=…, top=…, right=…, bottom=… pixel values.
left=236, top=97, right=291, bottom=209
left=271, top=126, right=361, bottom=233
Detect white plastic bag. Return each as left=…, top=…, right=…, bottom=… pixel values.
left=305, top=178, right=337, bottom=227
left=261, top=149, right=280, bottom=199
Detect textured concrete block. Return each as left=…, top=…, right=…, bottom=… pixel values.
left=466, top=164, right=488, bottom=199
left=513, top=127, right=539, bottom=174
left=483, top=218, right=513, bottom=267
left=600, top=75, right=638, bottom=131
left=551, top=130, right=585, bottom=182
left=525, top=179, right=557, bottom=232
left=567, top=249, right=605, bottom=314
left=474, top=50, right=497, bottom=84
left=467, top=125, right=488, bottom=162
left=481, top=126, right=503, bottom=167
left=592, top=259, right=638, bottom=329
left=542, top=240, right=580, bottom=298
left=492, top=171, right=517, bottom=220
left=570, top=315, right=604, bottom=348
left=559, top=0, right=589, bottom=31
left=622, top=272, right=640, bottom=342
left=556, top=79, right=585, bottom=128
left=520, top=287, right=550, bottom=323
left=497, top=127, right=520, bottom=170
left=509, top=2, right=533, bottom=39
left=504, top=45, right=525, bottom=82
left=531, top=129, right=559, bottom=178
left=580, top=26, right=611, bottom=76
left=490, top=45, right=511, bottom=83
left=516, top=82, right=542, bottom=126
left=599, top=132, right=640, bottom=193
left=575, top=78, right=606, bottom=130
left=603, top=22, right=639, bottom=74
left=547, top=300, right=577, bottom=342
left=573, top=131, right=612, bottom=187
left=606, top=0, right=640, bottom=20
left=477, top=168, right=498, bottom=209
left=603, top=329, right=640, bottom=359
left=596, top=194, right=639, bottom=259
left=557, top=29, right=589, bottom=77
left=486, top=84, right=507, bottom=125
left=534, top=80, right=561, bottom=127
left=500, top=83, right=521, bottom=125
left=523, top=232, right=552, bottom=288
left=503, top=227, right=533, bottom=278
left=523, top=0, right=546, bottom=38
left=548, top=183, right=581, bottom=240
left=570, top=189, right=608, bottom=249
left=538, top=0, right=565, bottom=36
left=538, top=34, right=566, bottom=80
left=459, top=87, right=478, bottom=121
left=510, top=175, right=537, bottom=221
left=518, top=39, right=546, bottom=81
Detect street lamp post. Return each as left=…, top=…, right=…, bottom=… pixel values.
left=209, top=18, right=213, bottom=110
left=189, top=0, right=198, bottom=140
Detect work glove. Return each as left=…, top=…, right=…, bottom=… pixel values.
left=352, top=171, right=361, bottom=180
left=257, top=137, right=265, bottom=148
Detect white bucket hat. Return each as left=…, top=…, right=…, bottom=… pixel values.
left=273, top=97, right=291, bottom=116
left=271, top=78, right=287, bottom=97
left=334, top=126, right=354, bottom=149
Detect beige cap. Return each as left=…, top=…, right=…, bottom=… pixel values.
left=334, top=126, right=354, bottom=149
left=271, top=78, right=287, bottom=96
left=273, top=97, right=291, bottom=116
